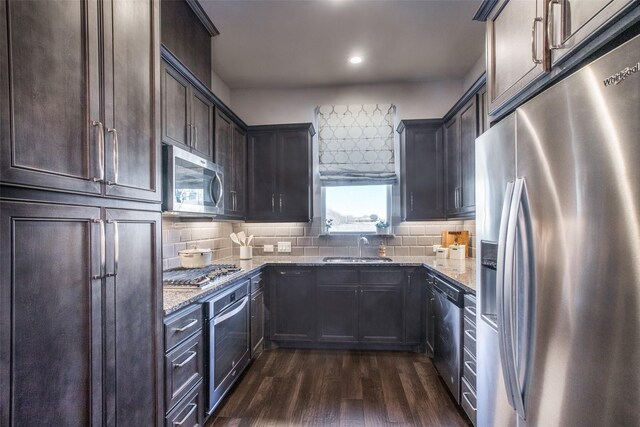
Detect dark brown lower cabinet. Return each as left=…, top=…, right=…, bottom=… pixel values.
left=317, top=285, right=359, bottom=343
left=268, top=266, right=420, bottom=349
left=269, top=268, right=316, bottom=342
left=250, top=289, right=265, bottom=357
left=0, top=201, right=163, bottom=426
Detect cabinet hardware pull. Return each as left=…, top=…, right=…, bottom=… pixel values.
left=91, top=219, right=105, bottom=279
left=279, top=194, right=283, bottom=213
left=173, top=319, right=198, bottom=332
left=271, top=194, right=275, bottom=213
left=465, top=329, right=476, bottom=341
left=464, top=360, right=477, bottom=376
left=531, top=17, right=543, bottom=64
left=410, top=192, right=414, bottom=212
left=462, top=392, right=477, bottom=411
left=194, top=125, right=198, bottom=147
left=547, top=0, right=563, bottom=49
left=173, top=403, right=197, bottom=426
left=92, top=121, right=105, bottom=182
left=106, top=220, right=119, bottom=276
left=107, top=128, right=119, bottom=184
left=173, top=351, right=197, bottom=368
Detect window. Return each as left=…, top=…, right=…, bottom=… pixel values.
left=322, top=185, right=391, bottom=234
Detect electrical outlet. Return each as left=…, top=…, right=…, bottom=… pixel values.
left=277, top=241, right=292, bottom=253
left=263, top=244, right=274, bottom=253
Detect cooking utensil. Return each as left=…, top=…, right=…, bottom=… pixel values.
left=177, top=248, right=213, bottom=268
left=237, top=231, right=247, bottom=246
left=230, top=233, right=241, bottom=246
left=246, top=235, right=254, bottom=246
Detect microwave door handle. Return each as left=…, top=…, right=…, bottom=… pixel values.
left=215, top=172, right=223, bottom=207
left=213, top=297, right=248, bottom=326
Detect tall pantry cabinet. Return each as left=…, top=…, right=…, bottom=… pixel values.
left=0, top=0, right=163, bottom=425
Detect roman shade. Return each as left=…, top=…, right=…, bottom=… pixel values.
left=317, top=104, right=397, bottom=185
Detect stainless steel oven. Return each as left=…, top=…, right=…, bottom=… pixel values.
left=163, top=145, right=224, bottom=215
left=204, top=280, right=250, bottom=415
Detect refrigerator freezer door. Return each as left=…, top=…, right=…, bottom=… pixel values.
left=475, top=113, right=518, bottom=427
left=515, top=34, right=640, bottom=427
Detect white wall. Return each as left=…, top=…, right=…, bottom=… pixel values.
left=230, top=80, right=463, bottom=125
left=211, top=68, right=232, bottom=106
left=462, top=53, right=486, bottom=93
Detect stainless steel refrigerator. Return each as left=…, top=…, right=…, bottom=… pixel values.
left=475, top=33, right=639, bottom=427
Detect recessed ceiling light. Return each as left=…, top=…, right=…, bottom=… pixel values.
left=349, top=56, right=363, bottom=64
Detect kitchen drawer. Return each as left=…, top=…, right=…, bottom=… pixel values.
left=461, top=376, right=477, bottom=426
left=360, top=268, right=405, bottom=285
left=463, top=347, right=477, bottom=392
left=464, top=294, right=476, bottom=321
left=250, top=272, right=264, bottom=293
left=464, top=317, right=477, bottom=354
left=165, top=331, right=204, bottom=412
left=165, top=380, right=204, bottom=427
left=165, top=304, right=202, bottom=352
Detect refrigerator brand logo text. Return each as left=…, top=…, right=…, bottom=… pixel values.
left=603, top=62, right=640, bottom=87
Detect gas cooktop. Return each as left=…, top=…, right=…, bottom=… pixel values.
left=163, top=264, right=244, bottom=290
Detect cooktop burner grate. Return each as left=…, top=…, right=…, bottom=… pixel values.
left=163, top=264, right=243, bottom=288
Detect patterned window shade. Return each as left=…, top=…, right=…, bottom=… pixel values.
left=317, top=104, right=397, bottom=185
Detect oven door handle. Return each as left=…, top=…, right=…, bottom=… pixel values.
left=213, top=296, right=248, bottom=326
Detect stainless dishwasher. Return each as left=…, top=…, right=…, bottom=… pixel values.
left=204, top=279, right=250, bottom=415
left=433, top=276, right=464, bottom=404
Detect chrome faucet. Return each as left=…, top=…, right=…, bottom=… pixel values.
left=358, top=236, right=369, bottom=257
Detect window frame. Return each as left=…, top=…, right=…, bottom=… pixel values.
left=320, top=184, right=393, bottom=235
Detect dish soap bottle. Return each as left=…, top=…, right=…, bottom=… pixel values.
left=378, top=242, right=387, bottom=257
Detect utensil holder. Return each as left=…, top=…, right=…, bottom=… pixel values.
left=240, top=246, right=253, bottom=260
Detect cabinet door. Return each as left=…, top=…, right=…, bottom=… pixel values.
left=250, top=290, right=265, bottom=357
left=215, top=110, right=234, bottom=213
left=0, top=201, right=103, bottom=426
left=358, top=270, right=404, bottom=344
left=0, top=0, right=102, bottom=195
left=247, top=131, right=278, bottom=220
left=231, top=124, right=247, bottom=217
left=317, top=285, right=359, bottom=343
left=277, top=129, right=311, bottom=221
left=459, top=98, right=477, bottom=218
left=403, top=124, right=445, bottom=220
left=444, top=116, right=461, bottom=217
left=103, top=0, right=161, bottom=202
left=270, top=269, right=316, bottom=342
left=487, top=0, right=547, bottom=114
left=404, top=269, right=423, bottom=345
left=104, top=209, right=163, bottom=427
left=190, top=89, right=214, bottom=162
left=161, top=62, right=190, bottom=151
left=549, top=0, right=635, bottom=66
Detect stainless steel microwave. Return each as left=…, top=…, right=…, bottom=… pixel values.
left=163, top=145, right=224, bottom=215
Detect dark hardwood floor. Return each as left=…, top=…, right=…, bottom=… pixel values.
left=207, top=349, right=471, bottom=427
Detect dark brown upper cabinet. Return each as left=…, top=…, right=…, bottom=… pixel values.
left=215, top=109, right=247, bottom=218
left=162, top=61, right=214, bottom=162
left=398, top=120, right=445, bottom=221
left=160, top=0, right=217, bottom=87
left=0, top=0, right=161, bottom=203
left=444, top=86, right=485, bottom=220
left=247, top=124, right=314, bottom=222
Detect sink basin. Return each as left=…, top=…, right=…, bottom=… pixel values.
left=323, top=256, right=393, bottom=263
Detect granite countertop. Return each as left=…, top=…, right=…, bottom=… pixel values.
left=164, top=255, right=476, bottom=315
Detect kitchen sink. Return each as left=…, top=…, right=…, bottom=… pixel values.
left=322, top=256, right=393, bottom=263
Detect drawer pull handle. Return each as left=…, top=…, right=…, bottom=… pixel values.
left=173, top=319, right=198, bottom=332
left=173, top=351, right=197, bottom=368
left=464, top=330, right=476, bottom=342
left=464, top=360, right=477, bottom=376
left=465, top=306, right=476, bottom=317
left=462, top=392, right=477, bottom=411
left=173, top=403, right=197, bottom=425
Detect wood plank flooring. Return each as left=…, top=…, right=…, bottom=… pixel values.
left=207, top=349, right=471, bottom=427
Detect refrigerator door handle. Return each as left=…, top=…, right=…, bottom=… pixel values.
left=503, top=177, right=528, bottom=419
left=496, top=181, right=518, bottom=411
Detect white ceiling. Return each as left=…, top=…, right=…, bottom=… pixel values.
left=200, top=0, right=486, bottom=90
